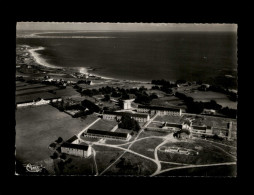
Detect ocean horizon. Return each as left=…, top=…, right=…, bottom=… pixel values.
left=16, top=31, right=237, bottom=89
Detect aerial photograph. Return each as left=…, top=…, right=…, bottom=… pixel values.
left=15, top=22, right=237, bottom=176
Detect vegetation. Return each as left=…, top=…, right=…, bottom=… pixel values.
left=49, top=142, right=57, bottom=149
left=175, top=92, right=236, bottom=118
left=50, top=152, right=58, bottom=159
left=81, top=99, right=101, bottom=114
left=151, top=79, right=176, bottom=94
left=102, top=94, right=110, bottom=101
left=118, top=114, right=141, bottom=131
left=55, top=137, right=63, bottom=144
left=173, top=129, right=190, bottom=139
left=60, top=153, right=67, bottom=160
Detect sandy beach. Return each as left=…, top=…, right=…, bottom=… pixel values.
left=24, top=44, right=149, bottom=83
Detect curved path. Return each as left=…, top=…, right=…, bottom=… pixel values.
left=78, top=112, right=236, bottom=176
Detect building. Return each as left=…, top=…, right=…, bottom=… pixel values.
left=203, top=109, right=216, bottom=115
left=61, top=135, right=91, bottom=157
left=162, top=122, right=183, bottom=130
left=103, top=111, right=150, bottom=123
left=61, top=142, right=92, bottom=158
left=65, top=135, right=80, bottom=144
left=83, top=129, right=131, bottom=141
left=191, top=125, right=207, bottom=134
left=137, top=105, right=182, bottom=116
left=122, top=99, right=135, bottom=110
left=16, top=97, right=62, bottom=108
left=190, top=125, right=215, bottom=137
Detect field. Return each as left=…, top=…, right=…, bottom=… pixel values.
left=150, top=96, right=187, bottom=109
left=53, top=155, right=95, bottom=175
left=157, top=139, right=236, bottom=165
left=16, top=83, right=47, bottom=91
left=183, top=90, right=237, bottom=109
left=89, top=119, right=118, bottom=131
left=16, top=85, right=59, bottom=96
left=15, top=105, right=94, bottom=164
left=138, top=130, right=170, bottom=139
left=103, top=152, right=157, bottom=176
left=182, top=113, right=237, bottom=128
left=129, top=137, right=164, bottom=158
left=54, top=86, right=81, bottom=98
left=16, top=92, right=59, bottom=104
left=92, top=145, right=124, bottom=174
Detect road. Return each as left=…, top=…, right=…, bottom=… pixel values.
left=98, top=113, right=159, bottom=175
left=78, top=112, right=236, bottom=176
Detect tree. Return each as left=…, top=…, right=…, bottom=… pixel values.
left=118, top=114, right=141, bottom=131
left=56, top=137, right=63, bottom=144
left=50, top=152, right=58, bottom=159
left=81, top=99, right=100, bottom=113
left=60, top=153, right=67, bottom=160
left=49, top=143, right=56, bottom=149
left=149, top=93, right=158, bottom=100
left=103, top=94, right=110, bottom=101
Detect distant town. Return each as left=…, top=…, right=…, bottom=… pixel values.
left=16, top=44, right=237, bottom=176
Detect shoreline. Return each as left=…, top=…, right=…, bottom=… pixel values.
left=23, top=44, right=151, bottom=83
left=18, top=44, right=238, bottom=88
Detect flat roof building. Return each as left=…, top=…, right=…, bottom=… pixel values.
left=61, top=142, right=91, bottom=158
left=137, top=105, right=182, bottom=116
left=83, top=129, right=131, bottom=141
left=103, top=111, right=150, bottom=123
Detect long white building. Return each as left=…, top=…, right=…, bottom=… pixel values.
left=137, top=105, right=182, bottom=116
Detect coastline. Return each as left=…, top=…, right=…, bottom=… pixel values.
left=19, top=44, right=237, bottom=88
left=28, top=47, right=60, bottom=69
left=24, top=44, right=150, bottom=83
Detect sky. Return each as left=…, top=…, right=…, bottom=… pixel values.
left=17, top=22, right=237, bottom=32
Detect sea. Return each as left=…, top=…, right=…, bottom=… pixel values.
left=16, top=31, right=238, bottom=89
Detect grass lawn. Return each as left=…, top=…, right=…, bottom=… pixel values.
left=53, top=155, right=95, bottom=175
left=184, top=90, right=237, bottom=109
left=158, top=139, right=236, bottom=165
left=15, top=105, right=94, bottom=164
left=16, top=85, right=59, bottom=96
left=54, top=86, right=81, bottom=98
left=138, top=130, right=170, bottom=139
left=104, top=139, right=128, bottom=145
left=92, top=145, right=124, bottom=174
left=129, top=137, right=164, bottom=159
left=103, top=152, right=157, bottom=176
left=182, top=114, right=237, bottom=129
left=16, top=83, right=47, bottom=91
left=89, top=119, right=118, bottom=131
left=160, top=163, right=182, bottom=170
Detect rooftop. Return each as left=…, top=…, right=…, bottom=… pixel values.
left=138, top=105, right=181, bottom=112
left=103, top=111, right=149, bottom=118
left=85, top=129, right=129, bottom=138
left=65, top=135, right=78, bottom=143
left=166, top=123, right=182, bottom=128
left=61, top=142, right=89, bottom=150
left=191, top=125, right=207, bottom=130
